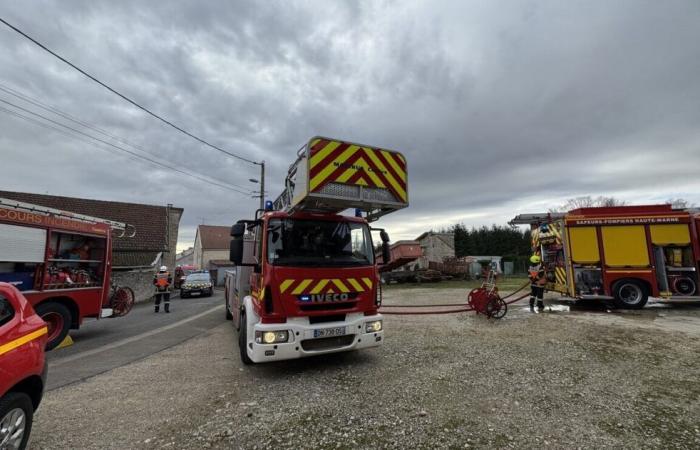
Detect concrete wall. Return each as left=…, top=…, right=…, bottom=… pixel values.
left=112, top=269, right=157, bottom=303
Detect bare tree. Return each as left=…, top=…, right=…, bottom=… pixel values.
left=666, top=198, right=694, bottom=209
left=549, top=196, right=626, bottom=212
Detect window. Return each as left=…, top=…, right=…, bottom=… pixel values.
left=267, top=219, right=374, bottom=267
left=0, top=295, right=14, bottom=327
left=44, top=232, right=107, bottom=289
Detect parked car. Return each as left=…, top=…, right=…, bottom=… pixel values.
left=179, top=272, right=213, bottom=298
left=0, top=282, right=48, bottom=450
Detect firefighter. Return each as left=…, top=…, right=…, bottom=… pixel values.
left=153, top=265, right=172, bottom=313
left=528, top=255, right=546, bottom=312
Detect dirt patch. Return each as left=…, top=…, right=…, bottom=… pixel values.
left=31, top=287, right=700, bottom=449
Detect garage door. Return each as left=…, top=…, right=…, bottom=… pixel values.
left=0, top=224, right=47, bottom=262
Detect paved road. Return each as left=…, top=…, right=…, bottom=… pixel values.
left=45, top=290, right=227, bottom=390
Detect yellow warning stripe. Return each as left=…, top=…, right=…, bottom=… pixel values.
left=309, top=140, right=342, bottom=167
left=279, top=279, right=295, bottom=294
left=281, top=278, right=370, bottom=294
left=309, top=145, right=358, bottom=191
left=381, top=150, right=406, bottom=182
left=292, top=279, right=313, bottom=295
left=363, top=148, right=407, bottom=201
left=308, top=140, right=407, bottom=200
left=332, top=279, right=350, bottom=293
left=347, top=278, right=365, bottom=292
left=555, top=267, right=566, bottom=285
left=310, top=279, right=330, bottom=294
left=0, top=327, right=48, bottom=357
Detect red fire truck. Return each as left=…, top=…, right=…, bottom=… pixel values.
left=226, top=136, right=408, bottom=364
left=0, top=197, right=135, bottom=350
left=511, top=205, right=700, bottom=308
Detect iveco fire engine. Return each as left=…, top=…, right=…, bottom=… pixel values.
left=225, top=136, right=408, bottom=364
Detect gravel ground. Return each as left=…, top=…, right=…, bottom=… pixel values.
left=31, top=287, right=700, bottom=449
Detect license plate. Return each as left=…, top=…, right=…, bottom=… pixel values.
left=313, top=326, right=346, bottom=338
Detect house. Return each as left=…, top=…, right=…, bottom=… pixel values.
left=0, top=190, right=183, bottom=301
left=413, top=231, right=455, bottom=269
left=193, top=225, right=231, bottom=269
left=193, top=225, right=234, bottom=286
left=176, top=247, right=194, bottom=266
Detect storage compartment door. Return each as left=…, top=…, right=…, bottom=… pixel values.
left=649, top=224, right=691, bottom=246
left=568, top=227, right=600, bottom=264
left=601, top=225, right=650, bottom=267
left=0, top=224, right=47, bottom=262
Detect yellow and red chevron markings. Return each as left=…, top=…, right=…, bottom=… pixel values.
left=308, top=138, right=407, bottom=203
left=279, top=278, right=373, bottom=295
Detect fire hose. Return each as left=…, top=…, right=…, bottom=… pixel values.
left=378, top=280, right=532, bottom=318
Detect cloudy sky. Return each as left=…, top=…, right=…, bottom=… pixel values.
left=2, top=0, right=700, bottom=251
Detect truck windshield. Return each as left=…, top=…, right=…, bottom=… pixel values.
left=267, top=219, right=374, bottom=267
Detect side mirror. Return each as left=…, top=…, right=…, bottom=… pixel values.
left=229, top=237, right=244, bottom=265
left=380, top=230, right=390, bottom=243
left=231, top=223, right=246, bottom=238
left=382, top=242, right=391, bottom=264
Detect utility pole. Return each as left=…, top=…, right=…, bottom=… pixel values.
left=259, top=161, right=265, bottom=210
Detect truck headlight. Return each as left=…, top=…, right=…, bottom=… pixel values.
left=365, top=320, right=382, bottom=333
left=255, top=330, right=289, bottom=344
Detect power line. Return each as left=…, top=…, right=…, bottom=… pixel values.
left=0, top=82, right=253, bottom=192
left=0, top=98, right=253, bottom=195
left=0, top=16, right=261, bottom=166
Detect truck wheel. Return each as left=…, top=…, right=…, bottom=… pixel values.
left=0, top=392, right=33, bottom=450
left=613, top=280, right=648, bottom=309
left=34, top=302, right=71, bottom=350
left=238, top=311, right=253, bottom=365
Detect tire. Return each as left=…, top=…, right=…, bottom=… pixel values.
left=238, top=311, right=253, bottom=365
left=672, top=276, right=697, bottom=296
left=34, top=302, right=71, bottom=351
left=180, top=290, right=188, bottom=299
left=0, top=392, right=33, bottom=450
left=225, top=298, right=233, bottom=321
left=613, top=280, right=648, bottom=309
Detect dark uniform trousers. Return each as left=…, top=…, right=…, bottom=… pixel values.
left=528, top=264, right=545, bottom=311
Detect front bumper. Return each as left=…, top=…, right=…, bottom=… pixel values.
left=181, top=287, right=212, bottom=295
left=246, top=313, right=383, bottom=363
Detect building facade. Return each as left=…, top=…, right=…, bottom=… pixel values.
left=194, top=225, right=231, bottom=269
left=414, top=231, right=455, bottom=269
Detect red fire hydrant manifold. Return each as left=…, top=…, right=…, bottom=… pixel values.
left=378, top=272, right=531, bottom=319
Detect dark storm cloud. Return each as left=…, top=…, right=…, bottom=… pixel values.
left=1, top=0, right=699, bottom=248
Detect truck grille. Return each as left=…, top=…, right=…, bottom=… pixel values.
left=301, top=335, right=355, bottom=351
left=300, top=302, right=357, bottom=312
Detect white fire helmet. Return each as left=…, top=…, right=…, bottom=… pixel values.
left=159, top=265, right=168, bottom=272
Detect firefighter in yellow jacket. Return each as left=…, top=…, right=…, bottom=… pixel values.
left=528, top=255, right=546, bottom=312
left=153, top=265, right=172, bottom=313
